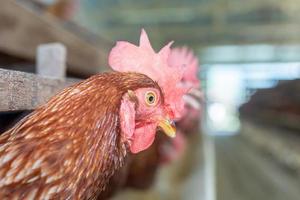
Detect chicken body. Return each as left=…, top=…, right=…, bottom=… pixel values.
left=0, top=72, right=160, bottom=199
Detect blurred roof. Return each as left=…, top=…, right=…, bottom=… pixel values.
left=75, top=0, right=300, bottom=51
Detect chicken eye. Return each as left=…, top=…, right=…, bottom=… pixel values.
left=145, top=91, right=157, bottom=106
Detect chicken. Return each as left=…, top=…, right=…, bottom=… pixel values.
left=168, top=47, right=200, bottom=90
left=169, top=46, right=202, bottom=132
left=162, top=46, right=202, bottom=161
left=0, top=30, right=186, bottom=199
left=47, top=0, right=80, bottom=21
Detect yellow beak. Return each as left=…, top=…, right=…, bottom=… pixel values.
left=158, top=118, right=176, bottom=138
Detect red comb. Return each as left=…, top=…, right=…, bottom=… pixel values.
left=168, top=47, right=200, bottom=89
left=109, top=29, right=187, bottom=119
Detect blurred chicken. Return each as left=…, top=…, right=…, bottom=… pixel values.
left=169, top=46, right=202, bottom=131
left=47, top=0, right=79, bottom=21
left=0, top=30, right=186, bottom=199
left=23, top=0, right=79, bottom=21
left=155, top=47, right=203, bottom=200
left=161, top=47, right=202, bottom=162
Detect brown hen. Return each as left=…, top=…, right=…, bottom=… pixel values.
left=0, top=72, right=161, bottom=199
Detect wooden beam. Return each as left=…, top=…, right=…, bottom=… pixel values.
left=0, top=0, right=111, bottom=76
left=0, top=68, right=79, bottom=112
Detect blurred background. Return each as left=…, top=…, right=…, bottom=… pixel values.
left=1, top=0, right=300, bottom=200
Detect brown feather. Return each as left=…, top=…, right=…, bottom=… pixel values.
left=0, top=72, right=161, bottom=199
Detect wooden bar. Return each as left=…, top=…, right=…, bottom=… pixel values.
left=0, top=68, right=79, bottom=112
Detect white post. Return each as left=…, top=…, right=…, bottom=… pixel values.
left=37, top=43, right=67, bottom=79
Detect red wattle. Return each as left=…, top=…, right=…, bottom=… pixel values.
left=130, top=123, right=157, bottom=154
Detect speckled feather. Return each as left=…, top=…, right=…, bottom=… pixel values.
left=0, top=72, right=161, bottom=199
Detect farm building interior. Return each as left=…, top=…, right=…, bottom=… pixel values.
left=0, top=0, right=300, bottom=200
